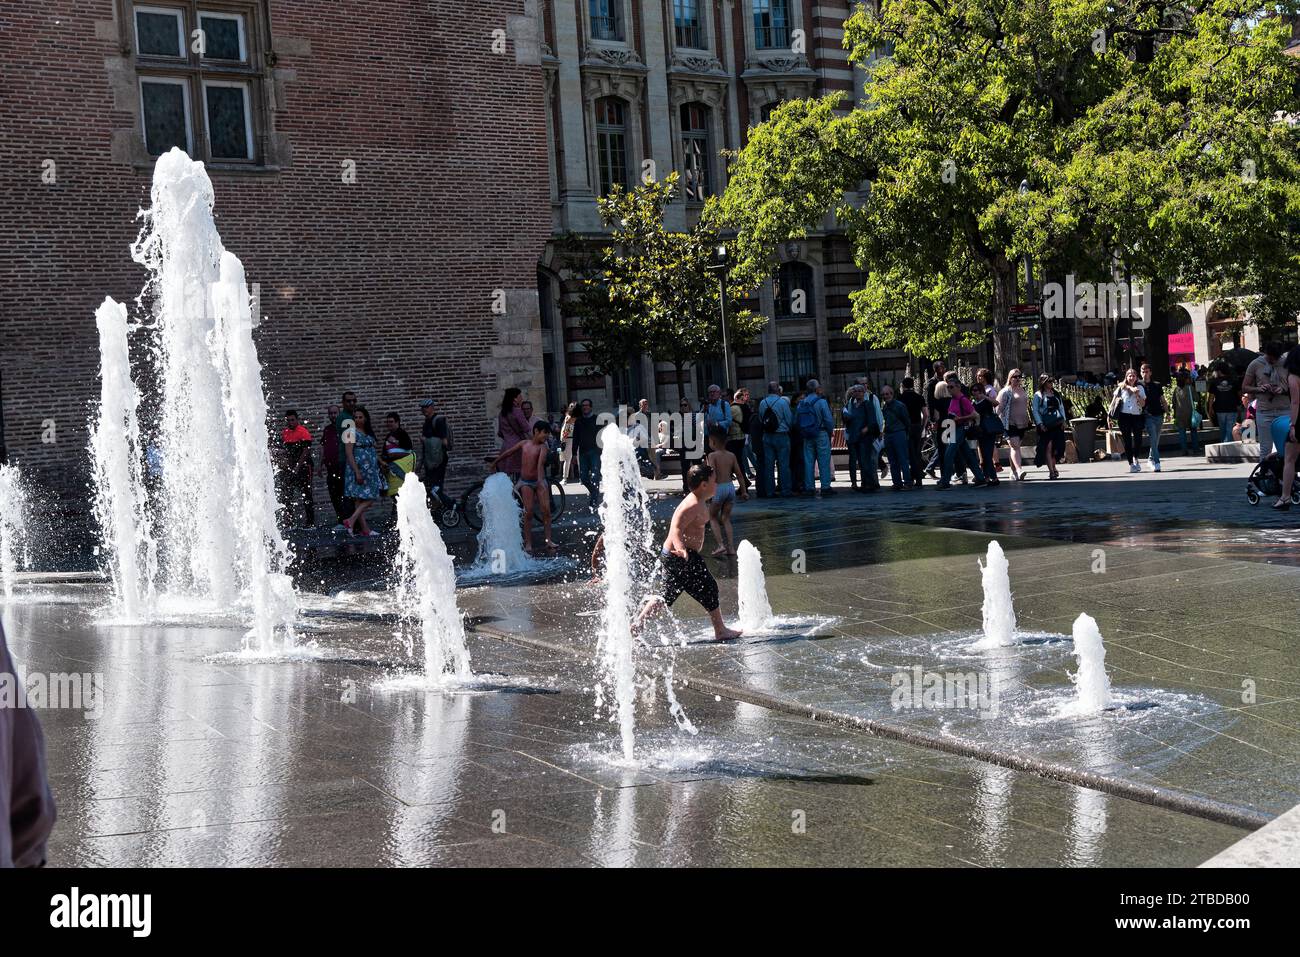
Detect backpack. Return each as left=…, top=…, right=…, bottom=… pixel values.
left=762, top=397, right=781, bottom=434
left=796, top=398, right=820, bottom=439
left=423, top=415, right=450, bottom=468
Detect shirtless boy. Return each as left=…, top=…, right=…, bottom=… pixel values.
left=704, top=425, right=748, bottom=556
left=491, top=421, right=555, bottom=553
left=633, top=463, right=742, bottom=641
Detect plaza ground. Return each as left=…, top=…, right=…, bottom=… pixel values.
left=5, top=456, right=1298, bottom=866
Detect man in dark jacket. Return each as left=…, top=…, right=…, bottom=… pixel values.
left=1, top=621, right=56, bottom=867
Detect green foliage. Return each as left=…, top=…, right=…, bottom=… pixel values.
left=568, top=173, right=765, bottom=386
left=712, top=0, right=1300, bottom=366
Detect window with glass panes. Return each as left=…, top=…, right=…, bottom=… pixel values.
left=130, top=2, right=262, bottom=163
left=595, top=98, right=629, bottom=196
left=674, top=0, right=706, bottom=49
left=774, top=262, right=814, bottom=318
left=680, top=104, right=712, bottom=201
left=589, top=0, right=623, bottom=41
left=753, top=0, right=791, bottom=49
left=778, top=341, right=817, bottom=394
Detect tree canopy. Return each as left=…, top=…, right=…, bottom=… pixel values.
left=567, top=173, right=765, bottom=398
left=712, top=0, right=1300, bottom=371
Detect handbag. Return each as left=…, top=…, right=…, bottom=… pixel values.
left=980, top=412, right=1006, bottom=437
left=1187, top=387, right=1202, bottom=430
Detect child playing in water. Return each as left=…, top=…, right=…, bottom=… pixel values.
left=490, top=421, right=556, bottom=554
left=633, top=463, right=742, bottom=641
left=704, top=426, right=747, bottom=556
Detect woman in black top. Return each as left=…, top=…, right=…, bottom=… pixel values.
left=1209, top=368, right=1241, bottom=446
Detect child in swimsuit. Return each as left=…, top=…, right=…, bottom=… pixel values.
left=704, top=426, right=748, bottom=557
left=491, top=421, right=556, bottom=553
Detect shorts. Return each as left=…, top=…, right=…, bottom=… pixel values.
left=660, top=549, right=720, bottom=612
left=517, top=478, right=539, bottom=490
left=1008, top=425, right=1027, bottom=439
left=713, top=481, right=736, bottom=505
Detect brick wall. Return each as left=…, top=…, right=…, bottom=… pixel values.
left=0, top=1, right=551, bottom=504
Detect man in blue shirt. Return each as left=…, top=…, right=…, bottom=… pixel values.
left=797, top=379, right=836, bottom=497
left=758, top=381, right=794, bottom=497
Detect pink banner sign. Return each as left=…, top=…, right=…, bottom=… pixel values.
left=1168, top=332, right=1195, bottom=355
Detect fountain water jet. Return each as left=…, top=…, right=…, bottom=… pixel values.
left=470, top=472, right=532, bottom=574
left=89, top=297, right=156, bottom=620
left=736, top=540, right=774, bottom=632
left=595, top=424, right=652, bottom=761
left=121, top=148, right=296, bottom=650
left=974, top=541, right=1017, bottom=649
left=1069, top=613, right=1114, bottom=714
left=393, top=476, right=472, bottom=682
left=0, top=463, right=29, bottom=601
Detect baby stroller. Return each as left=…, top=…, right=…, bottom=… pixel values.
left=1247, top=414, right=1299, bottom=505
left=1245, top=454, right=1299, bottom=506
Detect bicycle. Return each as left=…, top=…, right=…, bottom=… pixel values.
left=425, top=484, right=464, bottom=529
left=460, top=472, right=566, bottom=531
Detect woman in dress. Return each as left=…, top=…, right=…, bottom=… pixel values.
left=341, top=407, right=382, bottom=536
left=559, top=402, right=579, bottom=482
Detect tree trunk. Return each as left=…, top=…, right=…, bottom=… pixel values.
left=675, top=361, right=688, bottom=405
left=989, top=261, right=1018, bottom=378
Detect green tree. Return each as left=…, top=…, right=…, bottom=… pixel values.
left=712, top=0, right=1300, bottom=373
left=568, top=173, right=765, bottom=402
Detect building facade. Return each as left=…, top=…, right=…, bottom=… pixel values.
left=0, top=0, right=551, bottom=495
left=535, top=0, right=958, bottom=413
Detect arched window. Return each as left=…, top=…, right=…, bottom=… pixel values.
left=754, top=0, right=791, bottom=49
left=595, top=97, right=629, bottom=196
left=774, top=262, right=814, bottom=318
left=680, top=103, right=712, bottom=201
left=674, top=0, right=706, bottom=49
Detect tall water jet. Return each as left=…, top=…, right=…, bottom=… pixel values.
left=1069, top=613, right=1114, bottom=714
left=0, top=463, right=28, bottom=601
left=393, top=475, right=472, bottom=681
left=127, top=148, right=296, bottom=649
left=595, top=424, right=652, bottom=761
left=89, top=297, right=156, bottom=619
left=471, top=472, right=531, bottom=572
left=736, top=540, right=773, bottom=632
left=975, top=541, right=1017, bottom=649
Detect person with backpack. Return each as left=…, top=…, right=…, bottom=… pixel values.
left=1032, top=374, right=1067, bottom=479
left=758, top=381, right=794, bottom=497
left=747, top=389, right=769, bottom=496
left=797, top=379, right=836, bottom=497
left=937, top=374, right=987, bottom=489
left=419, top=398, right=454, bottom=510
left=727, top=388, right=751, bottom=480
left=843, top=384, right=881, bottom=493
left=1171, top=369, right=1202, bottom=456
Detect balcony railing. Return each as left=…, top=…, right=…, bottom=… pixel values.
left=675, top=22, right=705, bottom=49
left=754, top=24, right=790, bottom=49
left=591, top=15, right=622, bottom=42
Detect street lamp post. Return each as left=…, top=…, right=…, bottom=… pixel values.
left=708, top=243, right=733, bottom=391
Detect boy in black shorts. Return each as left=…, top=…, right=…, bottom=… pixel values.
left=634, top=463, right=742, bottom=641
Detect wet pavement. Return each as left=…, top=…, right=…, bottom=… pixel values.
left=4, top=456, right=1296, bottom=866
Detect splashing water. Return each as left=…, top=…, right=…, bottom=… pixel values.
left=1069, top=613, right=1114, bottom=714
left=394, top=475, right=472, bottom=682
left=595, top=424, right=652, bottom=761
left=974, top=541, right=1017, bottom=649
left=0, top=463, right=29, bottom=601
left=89, top=298, right=157, bottom=620
left=470, top=472, right=532, bottom=573
left=736, top=540, right=774, bottom=632
left=124, top=148, right=297, bottom=650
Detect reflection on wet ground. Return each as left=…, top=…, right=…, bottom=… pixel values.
left=2, top=594, right=1248, bottom=867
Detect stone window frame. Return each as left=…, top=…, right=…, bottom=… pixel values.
left=774, top=261, right=817, bottom=319
left=117, top=0, right=274, bottom=170
left=585, top=0, right=634, bottom=46
left=671, top=0, right=711, bottom=52
left=594, top=95, right=632, bottom=196
left=669, top=79, right=727, bottom=205
left=583, top=71, right=647, bottom=197
left=749, top=0, right=796, bottom=52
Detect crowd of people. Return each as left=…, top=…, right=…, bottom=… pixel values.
left=271, top=342, right=1300, bottom=536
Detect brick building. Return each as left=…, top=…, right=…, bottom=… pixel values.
left=536, top=0, right=983, bottom=414
left=0, top=0, right=551, bottom=497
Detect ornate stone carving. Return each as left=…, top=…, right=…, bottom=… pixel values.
left=669, top=76, right=728, bottom=109
left=580, top=69, right=644, bottom=106
left=585, top=46, right=645, bottom=69
left=670, top=52, right=725, bottom=76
